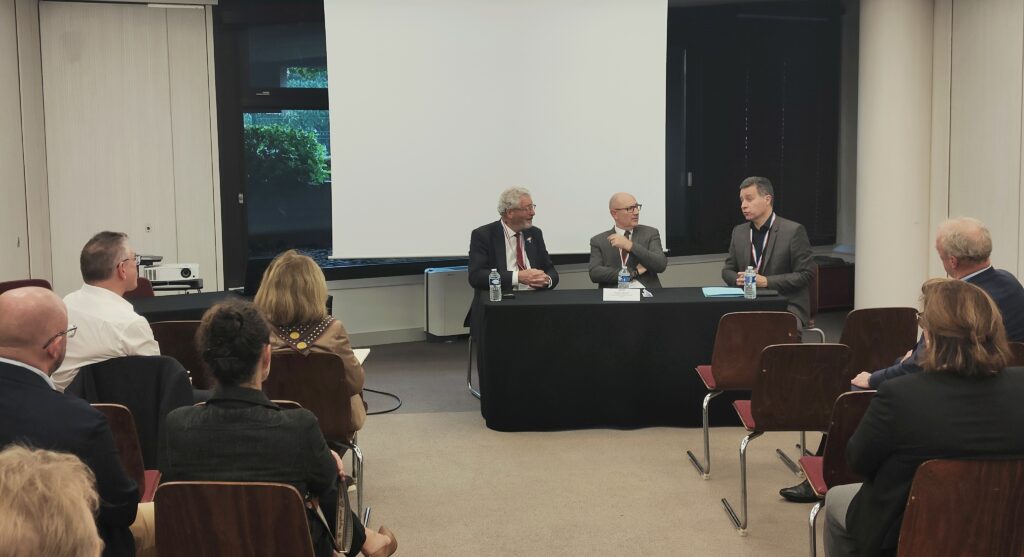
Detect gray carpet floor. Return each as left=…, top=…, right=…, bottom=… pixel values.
left=353, top=310, right=850, bottom=556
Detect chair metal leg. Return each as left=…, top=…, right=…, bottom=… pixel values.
left=808, top=501, right=822, bottom=557
left=351, top=443, right=364, bottom=516
left=467, top=336, right=480, bottom=399
left=362, top=506, right=372, bottom=526
left=686, top=390, right=723, bottom=479
left=802, top=327, right=826, bottom=343
left=722, top=431, right=763, bottom=535
left=776, top=446, right=805, bottom=477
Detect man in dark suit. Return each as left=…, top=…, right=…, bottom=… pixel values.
left=0, top=287, right=141, bottom=557
left=722, top=176, right=814, bottom=325
left=823, top=279, right=1024, bottom=557
left=588, top=192, right=668, bottom=289
left=468, top=186, right=559, bottom=291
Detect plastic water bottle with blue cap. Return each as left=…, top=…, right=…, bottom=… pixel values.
left=618, top=265, right=631, bottom=289
left=489, top=269, right=501, bottom=302
left=743, top=266, right=757, bottom=299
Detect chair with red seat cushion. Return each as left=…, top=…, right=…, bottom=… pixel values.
left=123, top=277, right=155, bottom=300
left=0, top=278, right=52, bottom=294
left=92, top=403, right=161, bottom=503
left=723, top=343, right=852, bottom=534
left=687, top=311, right=800, bottom=480
left=839, top=307, right=918, bottom=377
left=798, top=390, right=875, bottom=557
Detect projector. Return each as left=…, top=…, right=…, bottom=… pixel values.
left=143, top=264, right=199, bottom=281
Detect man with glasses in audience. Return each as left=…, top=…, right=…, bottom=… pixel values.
left=0, top=286, right=143, bottom=556
left=722, top=176, right=814, bottom=326
left=588, top=192, right=667, bottom=289
left=52, top=231, right=160, bottom=391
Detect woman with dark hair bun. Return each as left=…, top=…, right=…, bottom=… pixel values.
left=159, top=301, right=397, bottom=557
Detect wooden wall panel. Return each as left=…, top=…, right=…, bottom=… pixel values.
left=0, top=0, right=30, bottom=281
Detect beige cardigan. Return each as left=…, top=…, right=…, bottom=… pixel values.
left=270, top=318, right=366, bottom=439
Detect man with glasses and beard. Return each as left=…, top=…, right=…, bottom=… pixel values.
left=588, top=192, right=667, bottom=289
left=52, top=231, right=160, bottom=392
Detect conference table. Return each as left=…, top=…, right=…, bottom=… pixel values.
left=130, top=291, right=240, bottom=322
left=476, top=287, right=789, bottom=431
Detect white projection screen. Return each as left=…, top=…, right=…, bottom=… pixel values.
left=325, top=0, right=667, bottom=258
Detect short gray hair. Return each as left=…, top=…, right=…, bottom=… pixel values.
left=938, top=217, right=992, bottom=263
left=497, top=186, right=532, bottom=215
left=739, top=176, right=774, bottom=198
left=80, top=231, right=129, bottom=284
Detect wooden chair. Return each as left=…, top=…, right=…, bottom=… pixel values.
left=897, top=458, right=1024, bottom=557
left=123, top=276, right=155, bottom=299
left=802, top=263, right=826, bottom=343
left=1008, top=341, right=1024, bottom=366
left=150, top=321, right=213, bottom=389
left=0, top=278, right=52, bottom=294
left=264, top=352, right=365, bottom=515
left=687, top=311, right=800, bottom=479
left=839, top=307, right=919, bottom=376
left=798, top=391, right=875, bottom=557
left=155, top=481, right=315, bottom=557
left=92, top=404, right=161, bottom=503
left=724, top=343, right=852, bottom=534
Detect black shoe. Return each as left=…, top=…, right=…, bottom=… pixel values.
left=779, top=480, right=820, bottom=503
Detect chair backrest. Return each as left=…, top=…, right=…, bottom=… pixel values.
left=821, top=390, right=875, bottom=488
left=1009, top=342, right=1024, bottom=367
left=750, top=343, right=853, bottom=431
left=67, top=356, right=193, bottom=468
left=264, top=352, right=356, bottom=444
left=123, top=277, right=155, bottom=299
left=896, top=458, right=1024, bottom=557
left=710, top=311, right=800, bottom=390
left=155, top=481, right=315, bottom=557
left=839, top=307, right=919, bottom=375
left=0, top=278, right=52, bottom=294
left=92, top=403, right=146, bottom=496
left=150, top=321, right=213, bottom=389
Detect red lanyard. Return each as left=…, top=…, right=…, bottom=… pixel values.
left=749, top=214, right=775, bottom=273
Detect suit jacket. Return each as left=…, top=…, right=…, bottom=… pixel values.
left=468, top=220, right=559, bottom=291
left=0, top=361, right=139, bottom=557
left=588, top=224, right=668, bottom=289
left=722, top=214, right=814, bottom=325
left=845, top=368, right=1024, bottom=556
left=867, top=267, right=1024, bottom=388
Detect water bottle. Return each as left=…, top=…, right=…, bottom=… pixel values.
left=743, top=265, right=757, bottom=299
left=618, top=265, right=631, bottom=289
left=488, top=268, right=501, bottom=301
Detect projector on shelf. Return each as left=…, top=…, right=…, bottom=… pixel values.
left=143, top=264, right=199, bottom=282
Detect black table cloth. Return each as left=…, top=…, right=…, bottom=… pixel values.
left=477, top=287, right=789, bottom=431
left=130, top=291, right=240, bottom=323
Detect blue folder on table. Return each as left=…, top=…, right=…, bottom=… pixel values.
left=701, top=287, right=745, bottom=298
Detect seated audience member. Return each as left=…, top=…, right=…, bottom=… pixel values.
left=0, top=445, right=104, bottom=557
left=851, top=217, right=1024, bottom=390
left=588, top=192, right=668, bottom=289
left=254, top=249, right=365, bottom=441
left=823, top=279, right=1024, bottom=557
left=159, top=301, right=397, bottom=557
left=0, top=287, right=144, bottom=557
left=52, top=231, right=159, bottom=391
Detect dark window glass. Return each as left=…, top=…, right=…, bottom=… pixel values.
left=246, top=23, right=328, bottom=89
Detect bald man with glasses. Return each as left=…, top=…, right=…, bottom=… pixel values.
left=52, top=231, right=160, bottom=391
left=589, top=192, right=668, bottom=289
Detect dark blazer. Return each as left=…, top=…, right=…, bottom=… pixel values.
left=722, top=214, right=814, bottom=325
left=0, top=361, right=139, bottom=557
left=588, top=224, right=668, bottom=289
left=468, top=220, right=559, bottom=290
left=845, top=368, right=1024, bottom=555
left=867, top=267, right=1024, bottom=388
left=160, top=386, right=350, bottom=557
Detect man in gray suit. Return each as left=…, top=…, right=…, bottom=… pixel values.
left=589, top=192, right=668, bottom=289
left=722, top=176, right=814, bottom=325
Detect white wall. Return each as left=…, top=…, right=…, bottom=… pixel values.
left=0, top=0, right=30, bottom=282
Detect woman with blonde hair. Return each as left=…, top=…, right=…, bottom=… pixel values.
left=254, top=250, right=365, bottom=440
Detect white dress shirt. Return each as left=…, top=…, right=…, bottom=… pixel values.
left=51, top=284, right=160, bottom=391
left=500, top=220, right=533, bottom=289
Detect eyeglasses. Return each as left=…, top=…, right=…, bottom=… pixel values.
left=42, top=325, right=77, bottom=350
left=513, top=204, right=537, bottom=212
left=614, top=204, right=643, bottom=213
left=118, top=255, right=142, bottom=268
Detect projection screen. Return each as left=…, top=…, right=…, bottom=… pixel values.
left=325, top=0, right=667, bottom=258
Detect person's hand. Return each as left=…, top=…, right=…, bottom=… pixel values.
left=851, top=372, right=872, bottom=390
left=636, top=264, right=647, bottom=276
left=608, top=233, right=633, bottom=252
left=518, top=269, right=550, bottom=288
left=734, top=274, right=768, bottom=288
left=899, top=349, right=912, bottom=363
left=735, top=275, right=746, bottom=286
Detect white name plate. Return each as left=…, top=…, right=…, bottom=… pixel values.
left=602, top=288, right=641, bottom=302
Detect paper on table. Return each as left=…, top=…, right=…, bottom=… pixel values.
left=701, top=287, right=744, bottom=298
left=353, top=348, right=370, bottom=364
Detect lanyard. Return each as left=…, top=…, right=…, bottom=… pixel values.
left=749, top=213, right=775, bottom=273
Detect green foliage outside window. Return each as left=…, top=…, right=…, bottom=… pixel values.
left=244, top=124, right=330, bottom=188
left=285, top=66, right=328, bottom=88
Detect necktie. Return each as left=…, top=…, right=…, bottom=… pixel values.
left=515, top=233, right=526, bottom=271
left=624, top=230, right=631, bottom=239
left=621, top=230, right=631, bottom=266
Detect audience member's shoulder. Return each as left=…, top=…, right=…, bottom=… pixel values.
left=281, top=406, right=321, bottom=427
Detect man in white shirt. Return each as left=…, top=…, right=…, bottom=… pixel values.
left=52, top=231, right=160, bottom=391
